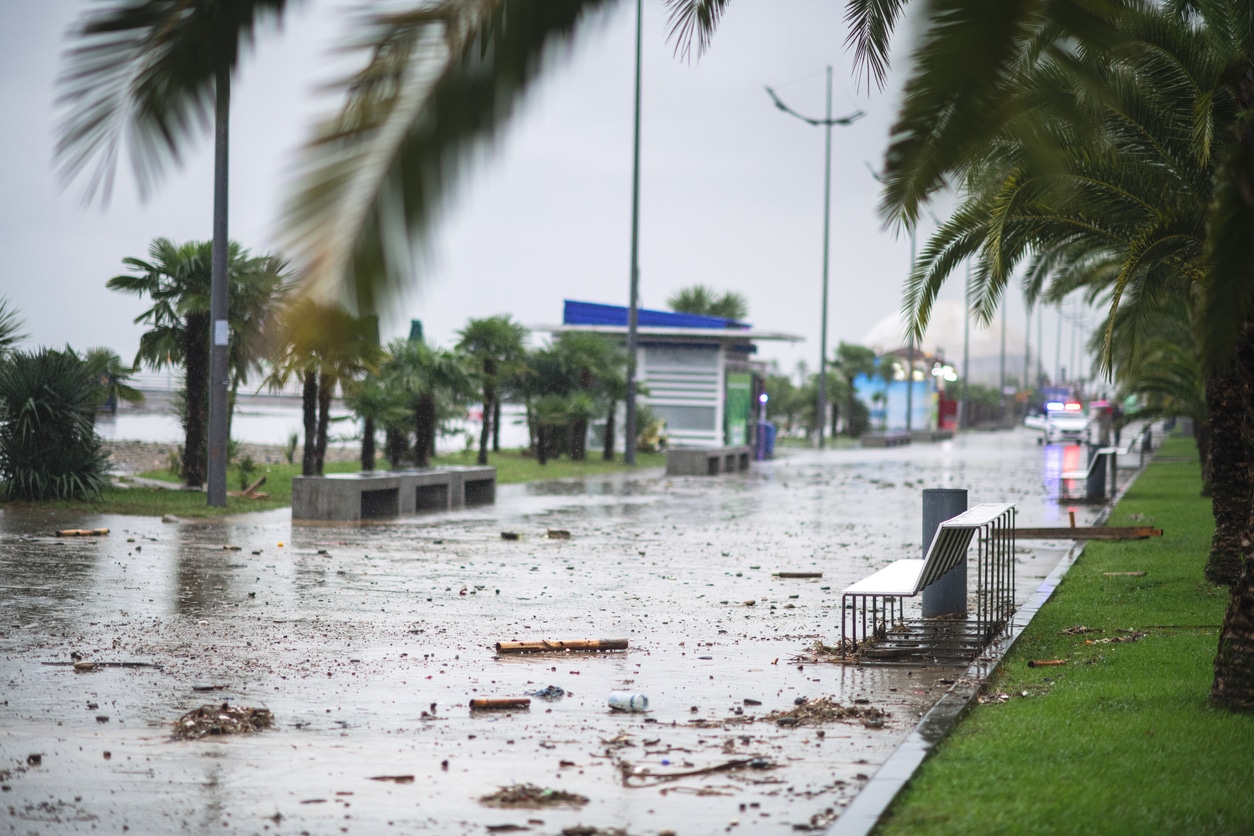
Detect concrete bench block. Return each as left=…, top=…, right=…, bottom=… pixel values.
left=292, top=467, right=496, bottom=521
left=665, top=446, right=753, bottom=476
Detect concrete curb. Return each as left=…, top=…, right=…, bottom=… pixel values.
left=828, top=447, right=1155, bottom=836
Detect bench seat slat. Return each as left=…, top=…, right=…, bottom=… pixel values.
left=842, top=559, right=925, bottom=596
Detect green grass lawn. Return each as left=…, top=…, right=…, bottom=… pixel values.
left=877, top=436, right=1254, bottom=835
left=23, top=448, right=668, bottom=518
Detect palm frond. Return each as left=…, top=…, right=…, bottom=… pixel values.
left=843, top=0, right=908, bottom=93
left=662, top=0, right=729, bottom=62
left=55, top=0, right=292, bottom=204
left=283, top=0, right=612, bottom=312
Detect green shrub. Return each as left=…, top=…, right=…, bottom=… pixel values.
left=0, top=348, right=110, bottom=500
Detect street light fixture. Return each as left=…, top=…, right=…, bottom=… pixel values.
left=767, top=69, right=863, bottom=449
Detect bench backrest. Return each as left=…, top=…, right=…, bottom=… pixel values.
left=914, top=503, right=1015, bottom=594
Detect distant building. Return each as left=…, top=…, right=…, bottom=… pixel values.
left=545, top=300, right=802, bottom=448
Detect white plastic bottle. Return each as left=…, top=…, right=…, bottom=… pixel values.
left=608, top=692, right=649, bottom=712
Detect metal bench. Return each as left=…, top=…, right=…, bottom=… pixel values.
left=840, top=503, right=1016, bottom=663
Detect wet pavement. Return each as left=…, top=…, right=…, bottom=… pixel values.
left=1, top=429, right=1103, bottom=835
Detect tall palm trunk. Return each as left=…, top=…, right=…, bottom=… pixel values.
left=385, top=427, right=406, bottom=469
left=1213, top=320, right=1254, bottom=711
left=603, top=400, right=616, bottom=461
left=415, top=395, right=435, bottom=468
left=478, top=382, right=495, bottom=466
left=182, top=311, right=209, bottom=487
left=315, top=371, right=332, bottom=475
left=301, top=370, right=318, bottom=476
left=493, top=400, right=502, bottom=452
left=1207, top=367, right=1247, bottom=584
left=361, top=416, right=376, bottom=471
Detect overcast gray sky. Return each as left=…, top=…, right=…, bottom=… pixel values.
left=1, top=0, right=1098, bottom=383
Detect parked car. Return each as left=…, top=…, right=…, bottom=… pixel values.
left=1041, top=402, right=1089, bottom=444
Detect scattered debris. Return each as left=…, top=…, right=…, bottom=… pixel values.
left=55, top=528, right=109, bottom=537
left=1028, top=660, right=1067, bottom=668
left=501, top=532, right=521, bottom=541
left=496, top=639, right=628, bottom=654
left=480, top=784, right=589, bottom=809
left=762, top=696, right=888, bottom=729
left=1087, top=630, right=1148, bottom=644
left=369, top=775, right=414, bottom=784
left=560, top=827, right=631, bottom=836
left=173, top=703, right=274, bottom=739
left=1102, top=571, right=1147, bottom=577
left=547, top=529, right=571, bottom=539
left=524, top=686, right=566, bottom=699
left=42, top=661, right=163, bottom=671
left=773, top=572, right=822, bottom=579
left=1060, top=625, right=1101, bottom=635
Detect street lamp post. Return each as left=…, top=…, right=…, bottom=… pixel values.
left=624, top=0, right=643, bottom=466
left=767, top=70, right=862, bottom=449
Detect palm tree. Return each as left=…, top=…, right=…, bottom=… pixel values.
left=832, top=342, right=878, bottom=436
left=456, top=315, right=527, bottom=464
left=267, top=299, right=383, bottom=476
left=381, top=339, right=473, bottom=469
left=0, top=298, right=26, bottom=359
left=57, top=0, right=295, bottom=504
left=109, top=237, right=287, bottom=486
left=82, top=347, right=145, bottom=415
left=0, top=348, right=110, bottom=501
left=667, top=284, right=748, bottom=321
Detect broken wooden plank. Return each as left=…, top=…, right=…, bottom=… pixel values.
left=1103, top=571, right=1148, bottom=577
left=773, top=572, right=823, bottom=579
left=495, top=639, right=628, bottom=654
left=1015, top=527, right=1163, bottom=540
left=469, top=698, right=530, bottom=710
left=55, top=528, right=109, bottom=537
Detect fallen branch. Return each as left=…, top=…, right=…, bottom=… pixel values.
left=620, top=757, right=775, bottom=787
left=495, top=639, right=628, bottom=654
left=773, top=572, right=823, bottom=579
left=56, top=528, right=108, bottom=537
left=1028, top=660, right=1067, bottom=668
left=470, top=698, right=531, bottom=710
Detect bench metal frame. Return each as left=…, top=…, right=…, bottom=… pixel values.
left=840, top=503, right=1016, bottom=662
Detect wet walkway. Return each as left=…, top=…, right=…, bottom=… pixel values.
left=1, top=429, right=1103, bottom=835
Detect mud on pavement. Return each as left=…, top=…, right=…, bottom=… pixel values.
left=1, top=431, right=1096, bottom=835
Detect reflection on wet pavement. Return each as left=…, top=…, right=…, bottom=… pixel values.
left=0, top=428, right=1104, bottom=834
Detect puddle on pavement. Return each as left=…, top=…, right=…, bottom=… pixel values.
left=0, top=429, right=1106, bottom=834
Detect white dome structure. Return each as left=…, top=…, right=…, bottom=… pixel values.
left=861, top=301, right=1029, bottom=386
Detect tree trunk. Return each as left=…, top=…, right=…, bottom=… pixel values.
left=182, top=311, right=209, bottom=488
left=361, top=416, right=376, bottom=471
left=478, top=384, right=494, bottom=466
left=1212, top=322, right=1254, bottom=710
left=493, top=399, right=502, bottom=452
left=603, top=400, right=616, bottom=461
left=385, top=426, right=406, bottom=469
left=536, top=424, right=549, bottom=465
left=301, top=370, right=318, bottom=477
left=831, top=400, right=839, bottom=438
left=315, top=371, right=332, bottom=476
left=1206, top=334, right=1249, bottom=587
left=570, top=418, right=587, bottom=461
left=1196, top=414, right=1213, bottom=498
left=415, top=395, right=435, bottom=469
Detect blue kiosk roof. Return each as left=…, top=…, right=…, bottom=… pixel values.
left=563, top=300, right=750, bottom=331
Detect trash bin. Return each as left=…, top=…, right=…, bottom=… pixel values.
left=763, top=421, right=777, bottom=459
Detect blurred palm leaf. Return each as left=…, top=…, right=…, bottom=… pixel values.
left=55, top=0, right=294, bottom=203
left=284, top=0, right=613, bottom=311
